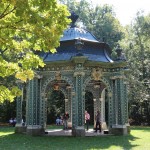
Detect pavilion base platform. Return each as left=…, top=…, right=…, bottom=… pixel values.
left=126, top=123, right=131, bottom=133
left=72, top=127, right=85, bottom=137
left=26, top=126, right=45, bottom=136
left=110, top=125, right=128, bottom=135
left=44, top=129, right=112, bottom=137
left=15, top=124, right=26, bottom=134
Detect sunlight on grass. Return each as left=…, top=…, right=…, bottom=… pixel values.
left=0, top=127, right=15, bottom=136
left=46, top=124, right=64, bottom=129
left=129, top=128, right=150, bottom=150
left=108, top=146, right=123, bottom=150
left=0, top=131, right=14, bottom=136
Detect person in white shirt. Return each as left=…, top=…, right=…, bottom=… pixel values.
left=9, top=118, right=13, bottom=126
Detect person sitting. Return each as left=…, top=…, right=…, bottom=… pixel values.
left=56, top=117, right=60, bottom=125
left=13, top=118, right=16, bottom=127
left=9, top=118, right=13, bottom=126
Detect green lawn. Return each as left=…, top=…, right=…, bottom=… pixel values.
left=0, top=126, right=150, bottom=150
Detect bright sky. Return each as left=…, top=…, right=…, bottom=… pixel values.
left=80, top=0, right=150, bottom=26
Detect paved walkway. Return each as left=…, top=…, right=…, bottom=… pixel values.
left=44, top=129, right=110, bottom=136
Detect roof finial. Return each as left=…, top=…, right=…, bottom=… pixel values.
left=68, top=11, right=79, bottom=27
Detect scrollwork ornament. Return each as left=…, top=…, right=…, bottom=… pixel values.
left=91, top=68, right=103, bottom=80
left=55, top=71, right=61, bottom=80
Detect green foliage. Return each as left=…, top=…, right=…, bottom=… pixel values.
left=84, top=4, right=124, bottom=48
left=0, top=0, right=71, bottom=103
left=0, top=100, right=16, bottom=122
left=47, top=90, right=65, bottom=124
left=119, top=12, right=150, bottom=122
left=120, top=12, right=150, bottom=102
left=59, top=0, right=124, bottom=49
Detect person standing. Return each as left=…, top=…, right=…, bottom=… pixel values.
left=63, top=112, right=69, bottom=130
left=95, top=110, right=101, bottom=133
left=85, top=111, right=90, bottom=131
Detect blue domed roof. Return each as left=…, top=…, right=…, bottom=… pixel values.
left=41, top=12, right=113, bottom=63
left=60, top=27, right=99, bottom=43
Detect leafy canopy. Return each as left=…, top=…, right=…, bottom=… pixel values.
left=59, top=0, right=124, bottom=49
left=119, top=12, right=150, bottom=103
left=0, top=0, right=70, bottom=103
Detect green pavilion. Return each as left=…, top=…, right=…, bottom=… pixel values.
left=15, top=13, right=129, bottom=136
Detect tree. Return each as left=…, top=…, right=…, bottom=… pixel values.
left=47, top=90, right=65, bottom=124
left=0, top=100, right=16, bottom=122
left=0, top=0, right=70, bottom=103
left=95, top=5, right=123, bottom=48
left=119, top=12, right=150, bottom=124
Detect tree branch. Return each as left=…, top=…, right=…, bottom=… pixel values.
left=0, top=48, right=8, bottom=54
left=0, top=4, right=10, bottom=18
left=0, top=6, right=16, bottom=19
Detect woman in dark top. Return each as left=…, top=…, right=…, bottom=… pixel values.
left=95, top=111, right=101, bottom=132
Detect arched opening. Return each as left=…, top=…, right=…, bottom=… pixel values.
left=105, top=89, right=109, bottom=126
left=47, top=89, right=65, bottom=124
left=85, top=91, right=94, bottom=125
left=84, top=77, right=111, bottom=132
left=44, top=80, right=72, bottom=129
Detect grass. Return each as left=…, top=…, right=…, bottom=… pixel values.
left=0, top=126, right=150, bottom=150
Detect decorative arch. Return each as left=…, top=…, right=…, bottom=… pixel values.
left=45, top=86, right=68, bottom=99
left=41, top=75, right=75, bottom=96
left=83, top=76, right=112, bottom=94
left=40, top=75, right=75, bottom=127
left=83, top=76, right=113, bottom=128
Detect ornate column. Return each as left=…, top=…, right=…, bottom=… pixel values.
left=72, top=56, right=87, bottom=136
left=94, top=86, right=101, bottom=112
left=110, top=74, right=128, bottom=135
left=93, top=98, right=97, bottom=128
left=100, top=88, right=108, bottom=130
left=71, top=91, right=76, bottom=129
left=123, top=82, right=128, bottom=124
left=72, top=71, right=85, bottom=136
left=40, top=93, right=47, bottom=129
left=123, top=81, right=130, bottom=133
left=119, top=78, right=125, bottom=124
left=93, top=86, right=101, bottom=128
left=26, top=76, right=43, bottom=135
left=66, top=85, right=72, bottom=123
left=65, top=98, right=69, bottom=113
left=15, top=81, right=26, bottom=133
